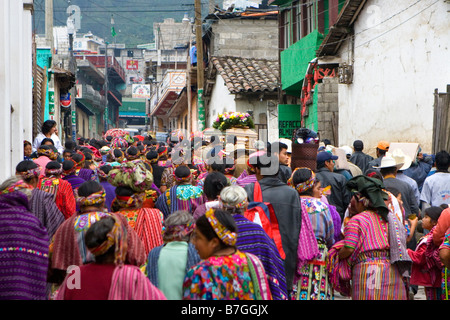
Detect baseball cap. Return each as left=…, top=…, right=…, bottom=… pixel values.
left=317, top=151, right=338, bottom=163
left=376, top=141, right=390, bottom=151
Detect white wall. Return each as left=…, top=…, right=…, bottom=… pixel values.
left=0, top=0, right=34, bottom=182
left=207, top=74, right=237, bottom=126
left=337, top=0, right=450, bottom=154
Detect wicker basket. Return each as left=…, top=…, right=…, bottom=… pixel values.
left=290, top=143, right=319, bottom=171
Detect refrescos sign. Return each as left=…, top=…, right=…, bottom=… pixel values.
left=278, top=104, right=301, bottom=139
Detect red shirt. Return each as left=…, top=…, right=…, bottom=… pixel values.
left=63, top=263, right=116, bottom=300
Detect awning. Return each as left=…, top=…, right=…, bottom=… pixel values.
left=150, top=89, right=181, bottom=116
left=76, top=99, right=95, bottom=116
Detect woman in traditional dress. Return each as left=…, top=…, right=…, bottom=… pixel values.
left=0, top=176, right=50, bottom=300
left=15, top=160, right=65, bottom=238
left=288, top=167, right=335, bottom=300
left=38, top=161, right=76, bottom=219
left=108, top=161, right=164, bottom=256
left=155, top=165, right=205, bottom=218
left=147, top=210, right=200, bottom=299
left=55, top=215, right=166, bottom=300
left=182, top=208, right=272, bottom=300
left=71, top=152, right=96, bottom=181
left=327, top=175, right=411, bottom=300
left=49, top=180, right=146, bottom=290
left=193, top=171, right=228, bottom=220
left=219, top=185, right=288, bottom=300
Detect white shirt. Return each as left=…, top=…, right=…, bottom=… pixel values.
left=32, top=132, right=64, bottom=154
left=420, top=172, right=450, bottom=207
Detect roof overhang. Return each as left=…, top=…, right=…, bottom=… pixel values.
left=317, top=0, right=368, bottom=57
left=150, top=89, right=182, bottom=116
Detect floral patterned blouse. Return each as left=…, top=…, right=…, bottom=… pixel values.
left=182, top=251, right=256, bottom=300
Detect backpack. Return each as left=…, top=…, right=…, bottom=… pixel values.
left=244, top=181, right=286, bottom=260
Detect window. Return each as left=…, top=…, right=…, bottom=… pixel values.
left=295, top=1, right=302, bottom=40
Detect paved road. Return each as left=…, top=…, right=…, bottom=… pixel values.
left=334, top=286, right=427, bottom=300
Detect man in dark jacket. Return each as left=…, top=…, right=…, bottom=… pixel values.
left=244, top=151, right=301, bottom=294
left=349, top=139, right=374, bottom=174
left=268, top=141, right=292, bottom=184
left=315, top=151, right=352, bottom=219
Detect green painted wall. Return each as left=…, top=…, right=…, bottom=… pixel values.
left=280, top=29, right=324, bottom=96
left=278, top=104, right=302, bottom=139
left=304, top=85, right=319, bottom=131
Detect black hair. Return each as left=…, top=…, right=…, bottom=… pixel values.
left=85, top=217, right=117, bottom=262
left=16, top=160, right=38, bottom=173
left=63, top=159, right=76, bottom=171
left=126, top=146, right=139, bottom=157
left=195, top=209, right=237, bottom=247
left=71, top=153, right=84, bottom=163
left=424, top=206, right=444, bottom=222
left=268, top=142, right=287, bottom=155
left=380, top=166, right=398, bottom=176
left=63, top=149, right=73, bottom=155
left=385, top=186, right=401, bottom=198
left=203, top=171, right=228, bottom=200
left=115, top=185, right=135, bottom=197
left=113, top=149, right=124, bottom=159
left=24, top=140, right=31, bottom=147
left=78, top=180, right=103, bottom=198
left=65, top=140, right=76, bottom=151
left=41, top=138, right=55, bottom=146
left=106, top=136, right=113, bottom=142
left=41, top=120, right=56, bottom=135
left=377, top=148, right=388, bottom=157
left=84, top=152, right=93, bottom=161
left=146, top=150, right=158, bottom=161
left=99, top=164, right=113, bottom=175
left=248, top=152, right=279, bottom=176
left=174, top=165, right=191, bottom=179
left=292, top=168, right=315, bottom=196
left=46, top=161, right=61, bottom=170
left=435, top=150, right=450, bottom=172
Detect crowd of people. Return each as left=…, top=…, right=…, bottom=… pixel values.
left=3, top=118, right=450, bottom=301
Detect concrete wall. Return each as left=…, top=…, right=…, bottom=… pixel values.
left=207, top=74, right=238, bottom=124
left=316, top=77, right=339, bottom=146
left=211, top=18, right=279, bottom=60
left=336, top=0, right=450, bottom=154
left=0, top=0, right=34, bottom=182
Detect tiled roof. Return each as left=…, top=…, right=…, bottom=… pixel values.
left=210, top=56, right=279, bottom=94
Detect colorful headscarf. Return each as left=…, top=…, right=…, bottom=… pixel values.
left=45, top=167, right=63, bottom=177
left=1, top=179, right=34, bottom=194
left=37, top=147, right=58, bottom=160
left=162, top=221, right=195, bottom=242
left=205, top=208, right=237, bottom=246
left=109, top=148, right=125, bottom=163
left=113, top=192, right=145, bottom=209
left=62, top=159, right=77, bottom=176
left=88, top=215, right=128, bottom=265
left=76, top=189, right=106, bottom=207
left=125, top=147, right=141, bottom=161
left=107, top=162, right=154, bottom=193
left=288, top=167, right=316, bottom=194
left=111, top=137, right=129, bottom=150
left=173, top=170, right=192, bottom=184
left=17, top=167, right=41, bottom=180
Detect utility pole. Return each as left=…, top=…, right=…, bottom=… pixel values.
left=67, top=14, right=77, bottom=142
left=195, top=0, right=205, bottom=131
left=104, top=41, right=109, bottom=133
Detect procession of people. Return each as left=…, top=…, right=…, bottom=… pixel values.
left=3, top=119, right=450, bottom=302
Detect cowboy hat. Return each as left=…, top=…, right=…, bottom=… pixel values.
left=373, top=152, right=404, bottom=170
left=391, top=148, right=412, bottom=171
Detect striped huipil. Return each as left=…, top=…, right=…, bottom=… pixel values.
left=343, top=210, right=408, bottom=300
left=55, top=264, right=167, bottom=300
left=0, top=192, right=49, bottom=300
left=117, top=208, right=164, bottom=256
left=232, top=213, right=288, bottom=300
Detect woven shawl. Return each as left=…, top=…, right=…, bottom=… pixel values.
left=0, top=192, right=50, bottom=300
